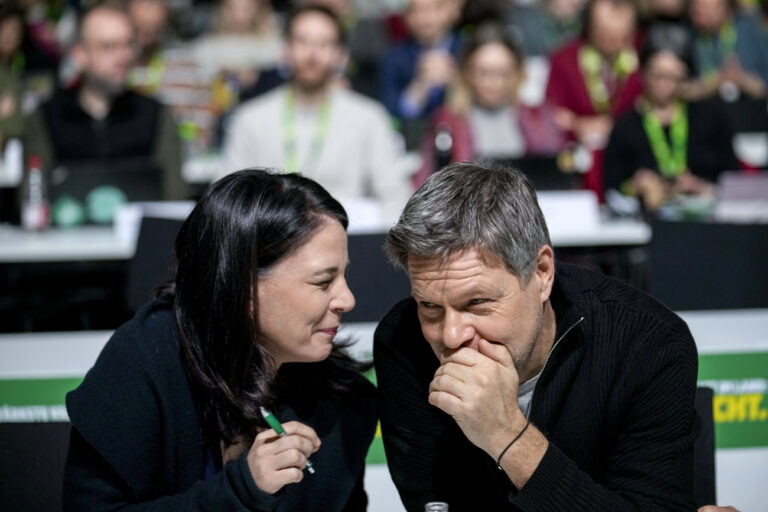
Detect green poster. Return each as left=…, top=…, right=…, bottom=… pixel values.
left=698, top=352, right=768, bottom=449
left=0, top=376, right=388, bottom=464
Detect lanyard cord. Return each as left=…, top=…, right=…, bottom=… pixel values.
left=282, top=88, right=331, bottom=174
left=145, top=52, right=165, bottom=93
left=696, top=20, right=737, bottom=77
left=642, top=101, right=688, bottom=178
left=578, top=45, right=638, bottom=113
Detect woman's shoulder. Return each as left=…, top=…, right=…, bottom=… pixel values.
left=65, top=300, right=200, bottom=496
left=97, top=300, right=180, bottom=368
left=66, top=300, right=185, bottom=416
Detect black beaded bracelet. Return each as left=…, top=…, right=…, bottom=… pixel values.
left=496, top=420, right=531, bottom=471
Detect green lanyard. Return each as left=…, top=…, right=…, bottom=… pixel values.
left=128, top=52, right=165, bottom=94
left=578, top=45, right=638, bottom=113
left=282, top=88, right=331, bottom=174
left=145, top=53, right=165, bottom=93
left=696, top=21, right=737, bottom=78
left=642, top=101, right=688, bottom=178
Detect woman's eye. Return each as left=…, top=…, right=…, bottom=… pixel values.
left=316, top=280, right=332, bottom=289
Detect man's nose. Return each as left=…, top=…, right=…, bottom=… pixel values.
left=442, top=309, right=477, bottom=350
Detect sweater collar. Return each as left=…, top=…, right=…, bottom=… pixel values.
left=550, top=262, right=588, bottom=346
left=57, top=85, right=135, bottom=121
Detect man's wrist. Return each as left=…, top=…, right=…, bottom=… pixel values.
left=486, top=413, right=529, bottom=460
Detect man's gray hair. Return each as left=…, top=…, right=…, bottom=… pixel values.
left=386, top=162, right=551, bottom=283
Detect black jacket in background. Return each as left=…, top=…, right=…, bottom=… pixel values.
left=374, top=262, right=699, bottom=511
left=64, top=301, right=376, bottom=511
left=603, top=100, right=738, bottom=192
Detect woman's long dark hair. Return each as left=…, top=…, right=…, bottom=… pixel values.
left=159, top=169, right=370, bottom=445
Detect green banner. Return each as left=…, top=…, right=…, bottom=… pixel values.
left=698, top=352, right=768, bottom=449
left=0, top=376, right=388, bottom=464
left=3, top=350, right=767, bottom=457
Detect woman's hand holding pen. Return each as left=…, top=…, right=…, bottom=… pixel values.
left=246, top=421, right=321, bottom=494
left=428, top=338, right=526, bottom=459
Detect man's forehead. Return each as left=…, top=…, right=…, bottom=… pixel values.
left=81, top=10, right=134, bottom=40
left=406, top=248, right=509, bottom=287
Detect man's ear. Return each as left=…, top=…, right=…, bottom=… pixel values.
left=533, top=245, right=555, bottom=303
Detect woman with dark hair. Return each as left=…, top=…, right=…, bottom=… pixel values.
left=603, top=24, right=738, bottom=211
left=63, top=169, right=376, bottom=511
left=413, top=23, right=564, bottom=187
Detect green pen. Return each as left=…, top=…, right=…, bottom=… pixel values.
left=259, top=406, right=316, bottom=474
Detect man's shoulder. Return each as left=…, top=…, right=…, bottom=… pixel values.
left=556, top=262, right=687, bottom=334
left=124, top=89, right=163, bottom=108
left=335, top=87, right=391, bottom=121
left=38, top=87, right=77, bottom=115
left=234, top=87, right=285, bottom=122
left=384, top=39, right=420, bottom=65
left=375, top=297, right=420, bottom=346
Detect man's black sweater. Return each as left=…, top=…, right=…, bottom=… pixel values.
left=374, top=262, right=698, bottom=511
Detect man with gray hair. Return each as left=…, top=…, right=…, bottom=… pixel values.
left=374, top=162, right=708, bottom=510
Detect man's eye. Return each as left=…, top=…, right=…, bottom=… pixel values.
left=469, top=298, right=487, bottom=306
left=421, top=301, right=436, bottom=308
left=316, top=280, right=332, bottom=289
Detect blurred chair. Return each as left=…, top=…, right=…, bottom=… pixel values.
left=125, top=215, right=185, bottom=314
left=694, top=386, right=717, bottom=508
left=716, top=96, right=768, bottom=135
left=333, top=232, right=411, bottom=324
left=0, top=421, right=71, bottom=512
left=648, top=220, right=768, bottom=310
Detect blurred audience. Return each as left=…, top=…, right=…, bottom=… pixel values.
left=309, top=0, right=391, bottom=98
left=127, top=0, right=173, bottom=95
left=191, top=0, right=282, bottom=88
left=545, top=0, right=643, bottom=196
left=505, top=0, right=586, bottom=57
left=23, top=4, right=185, bottom=200
left=222, top=4, right=411, bottom=222
left=0, top=4, right=26, bottom=146
left=685, top=0, right=768, bottom=100
left=20, top=0, right=77, bottom=73
left=413, top=23, right=564, bottom=187
left=379, top=0, right=462, bottom=123
left=640, top=0, right=689, bottom=25
left=604, top=24, right=737, bottom=212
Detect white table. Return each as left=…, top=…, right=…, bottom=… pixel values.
left=0, top=218, right=651, bottom=264
left=0, top=225, right=134, bottom=263
left=1, top=311, right=767, bottom=512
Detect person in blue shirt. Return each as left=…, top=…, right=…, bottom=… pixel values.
left=379, top=0, right=462, bottom=123
left=685, top=0, right=768, bottom=100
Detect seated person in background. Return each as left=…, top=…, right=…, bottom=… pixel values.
left=685, top=0, right=768, bottom=101
left=604, top=24, right=737, bottom=212
left=375, top=161, right=738, bottom=512
left=191, top=0, right=283, bottom=89
left=23, top=4, right=185, bottom=200
left=413, top=24, right=564, bottom=187
left=127, top=0, right=173, bottom=95
left=223, top=5, right=412, bottom=223
left=379, top=0, right=462, bottom=123
left=639, top=0, right=689, bottom=26
left=504, top=0, right=586, bottom=58
left=307, top=0, right=392, bottom=99
left=63, top=169, right=376, bottom=511
left=0, top=5, right=26, bottom=146
left=545, top=0, right=643, bottom=196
